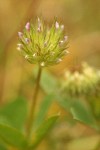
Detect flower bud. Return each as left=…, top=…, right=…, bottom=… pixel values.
left=17, top=43, right=22, bottom=51
left=60, top=50, right=69, bottom=56
left=37, top=17, right=42, bottom=32
left=25, top=55, right=29, bottom=59
left=56, top=58, right=62, bottom=63
left=40, top=62, right=45, bottom=67
left=17, top=47, right=21, bottom=51
left=59, top=40, right=64, bottom=46
left=25, top=38, right=30, bottom=44
left=64, top=36, right=68, bottom=41
left=18, top=32, right=23, bottom=38
left=33, top=53, right=37, bottom=57
left=25, top=22, right=30, bottom=31
left=61, top=25, right=64, bottom=30
left=55, top=21, right=59, bottom=29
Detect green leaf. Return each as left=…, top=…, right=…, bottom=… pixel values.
left=33, top=94, right=54, bottom=130
left=0, top=124, right=27, bottom=148
left=70, top=101, right=98, bottom=130
left=0, top=97, right=28, bottom=130
left=33, top=67, right=57, bottom=94
left=0, top=144, right=7, bottom=150
left=40, top=70, right=57, bottom=94
left=56, top=96, right=98, bottom=130
left=56, top=96, right=73, bottom=111
left=30, top=115, right=59, bottom=149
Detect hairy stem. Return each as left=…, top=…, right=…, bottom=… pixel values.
left=26, top=66, right=42, bottom=138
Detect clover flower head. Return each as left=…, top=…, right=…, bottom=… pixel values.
left=60, top=63, right=100, bottom=97
left=17, top=18, right=69, bottom=67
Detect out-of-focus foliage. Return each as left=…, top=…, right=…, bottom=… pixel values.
left=0, top=124, right=27, bottom=148
left=60, top=63, right=100, bottom=96
left=0, top=96, right=59, bottom=149
left=0, top=97, right=28, bottom=130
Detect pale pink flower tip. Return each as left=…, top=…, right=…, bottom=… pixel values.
left=25, top=22, right=30, bottom=31
left=64, top=36, right=68, bottom=41
left=25, top=38, right=30, bottom=44
left=18, top=32, right=23, bottom=38
left=55, top=21, right=59, bottom=29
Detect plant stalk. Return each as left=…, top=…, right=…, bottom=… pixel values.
left=26, top=66, right=42, bottom=138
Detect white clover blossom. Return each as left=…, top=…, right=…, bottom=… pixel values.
left=60, top=63, right=100, bottom=96
left=17, top=18, right=69, bottom=67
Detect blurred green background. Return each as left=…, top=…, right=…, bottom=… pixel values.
left=0, top=0, right=100, bottom=150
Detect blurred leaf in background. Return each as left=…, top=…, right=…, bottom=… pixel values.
left=0, top=97, right=28, bottom=130
left=0, top=124, right=27, bottom=148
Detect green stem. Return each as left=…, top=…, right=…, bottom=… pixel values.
left=26, top=66, right=42, bottom=139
